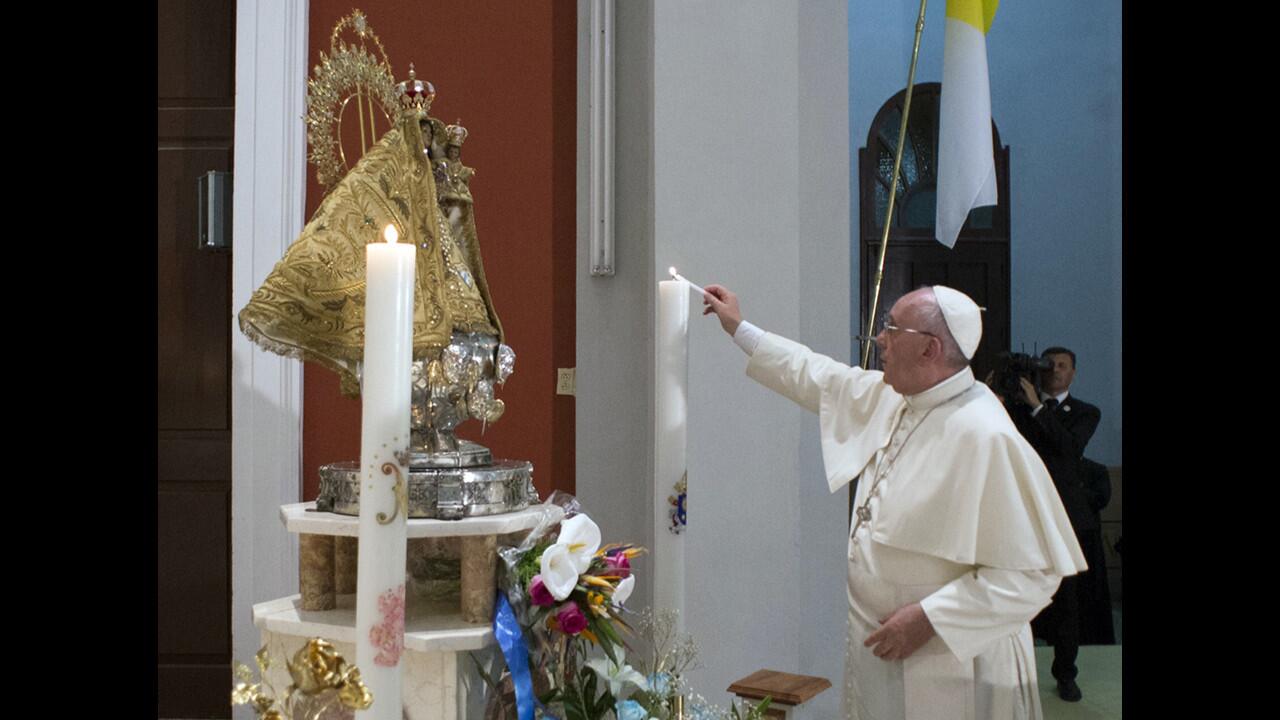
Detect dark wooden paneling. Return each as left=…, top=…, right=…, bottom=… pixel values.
left=157, top=0, right=235, bottom=102
left=159, top=431, right=231, bottom=484
left=157, top=146, right=232, bottom=430
left=158, top=489, right=230, bottom=655
left=157, top=664, right=232, bottom=719
left=158, top=107, right=235, bottom=142
left=159, top=0, right=234, bottom=716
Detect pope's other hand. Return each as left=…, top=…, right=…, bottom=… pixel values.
left=864, top=602, right=935, bottom=661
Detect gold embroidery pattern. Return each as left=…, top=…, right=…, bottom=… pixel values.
left=376, top=461, right=407, bottom=525
left=238, top=112, right=503, bottom=394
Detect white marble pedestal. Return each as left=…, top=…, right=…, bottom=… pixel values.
left=253, top=594, right=493, bottom=719
left=252, top=503, right=562, bottom=718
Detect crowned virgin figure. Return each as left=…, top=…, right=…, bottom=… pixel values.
left=238, top=20, right=513, bottom=464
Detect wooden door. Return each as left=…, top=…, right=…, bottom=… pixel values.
left=858, top=83, right=1011, bottom=381
left=157, top=0, right=235, bottom=716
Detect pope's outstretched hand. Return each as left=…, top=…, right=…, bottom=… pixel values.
left=702, top=284, right=742, bottom=336
left=864, top=602, right=937, bottom=661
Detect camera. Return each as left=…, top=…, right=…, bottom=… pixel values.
left=991, top=351, right=1052, bottom=405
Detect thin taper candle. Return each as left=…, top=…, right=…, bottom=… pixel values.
left=667, top=267, right=707, bottom=297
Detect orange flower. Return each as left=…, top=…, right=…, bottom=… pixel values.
left=580, top=574, right=614, bottom=590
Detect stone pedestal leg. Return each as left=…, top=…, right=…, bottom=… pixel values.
left=335, top=535, right=359, bottom=595
left=299, top=533, right=336, bottom=610
left=459, top=534, right=497, bottom=623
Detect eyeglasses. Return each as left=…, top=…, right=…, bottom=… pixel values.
left=853, top=312, right=937, bottom=343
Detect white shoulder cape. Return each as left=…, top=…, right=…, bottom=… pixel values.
left=747, top=332, right=1086, bottom=576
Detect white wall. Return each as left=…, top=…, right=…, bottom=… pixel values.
left=575, top=0, right=658, bottom=616
left=577, top=2, right=849, bottom=716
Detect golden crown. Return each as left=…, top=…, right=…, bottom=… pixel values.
left=397, top=64, right=436, bottom=115
left=445, top=119, right=469, bottom=147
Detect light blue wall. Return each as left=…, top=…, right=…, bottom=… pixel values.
left=849, top=1, right=1122, bottom=465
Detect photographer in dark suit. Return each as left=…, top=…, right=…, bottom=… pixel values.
left=1003, top=346, right=1101, bottom=703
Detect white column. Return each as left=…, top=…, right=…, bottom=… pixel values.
left=231, top=4, right=308, bottom=719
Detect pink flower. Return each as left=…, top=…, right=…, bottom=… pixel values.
left=604, top=553, right=631, bottom=579
left=369, top=584, right=406, bottom=667
left=529, top=575, right=555, bottom=607
left=555, top=601, right=588, bottom=635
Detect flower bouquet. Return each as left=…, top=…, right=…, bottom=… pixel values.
left=481, top=493, right=770, bottom=720
left=483, top=493, right=645, bottom=720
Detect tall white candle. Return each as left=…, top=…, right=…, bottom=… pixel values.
left=654, top=278, right=689, bottom=629
left=355, top=225, right=415, bottom=720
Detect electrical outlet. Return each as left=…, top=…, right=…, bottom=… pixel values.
left=556, top=368, right=576, bottom=396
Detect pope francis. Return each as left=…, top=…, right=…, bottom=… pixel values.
left=701, top=284, right=1087, bottom=720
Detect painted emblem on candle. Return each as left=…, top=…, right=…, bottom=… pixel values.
left=667, top=473, right=687, bottom=534
left=376, top=462, right=408, bottom=525
left=368, top=583, right=406, bottom=667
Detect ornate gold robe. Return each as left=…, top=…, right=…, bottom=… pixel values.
left=238, top=112, right=502, bottom=395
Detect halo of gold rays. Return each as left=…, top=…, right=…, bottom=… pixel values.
left=305, top=9, right=399, bottom=190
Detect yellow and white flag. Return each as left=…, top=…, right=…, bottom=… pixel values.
left=936, top=0, right=999, bottom=248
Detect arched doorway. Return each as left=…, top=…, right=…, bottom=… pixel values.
left=858, top=82, right=1010, bottom=380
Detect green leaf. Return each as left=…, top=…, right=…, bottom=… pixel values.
left=594, top=628, right=620, bottom=668
left=591, top=617, right=625, bottom=661
left=467, top=652, right=500, bottom=690
left=562, top=678, right=590, bottom=720
left=589, top=683, right=616, bottom=718
left=580, top=665, right=598, bottom=704
left=731, top=696, right=773, bottom=720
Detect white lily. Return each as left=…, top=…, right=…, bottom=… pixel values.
left=556, top=513, right=602, bottom=573
left=612, top=575, right=635, bottom=606
left=585, top=648, right=648, bottom=698
left=539, top=543, right=579, bottom=600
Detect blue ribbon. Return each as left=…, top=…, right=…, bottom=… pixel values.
left=494, top=592, right=537, bottom=720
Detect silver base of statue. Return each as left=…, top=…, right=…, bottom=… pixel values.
left=316, top=460, right=536, bottom=520
left=316, top=331, right=536, bottom=519
left=409, top=332, right=514, bottom=470
left=411, top=439, right=492, bottom=469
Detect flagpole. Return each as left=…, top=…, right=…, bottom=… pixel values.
left=861, top=0, right=930, bottom=368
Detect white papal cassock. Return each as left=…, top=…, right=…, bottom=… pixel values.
left=740, top=329, right=1087, bottom=720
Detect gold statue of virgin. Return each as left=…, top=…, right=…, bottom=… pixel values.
left=237, top=15, right=503, bottom=397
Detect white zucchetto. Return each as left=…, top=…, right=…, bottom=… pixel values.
left=932, top=285, right=982, bottom=360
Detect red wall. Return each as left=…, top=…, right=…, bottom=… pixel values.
left=302, top=0, right=577, bottom=501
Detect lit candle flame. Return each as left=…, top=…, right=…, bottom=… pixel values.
left=666, top=266, right=707, bottom=297
left=383, top=224, right=399, bottom=244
